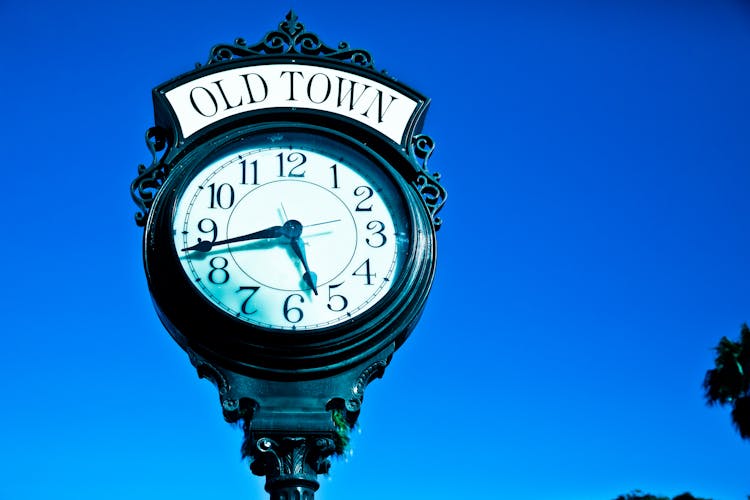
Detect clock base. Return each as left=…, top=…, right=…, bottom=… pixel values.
left=188, top=344, right=395, bottom=495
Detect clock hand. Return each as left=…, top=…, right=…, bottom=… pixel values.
left=182, top=225, right=284, bottom=252
left=303, top=219, right=341, bottom=230
left=289, top=236, right=318, bottom=295
left=279, top=219, right=317, bottom=294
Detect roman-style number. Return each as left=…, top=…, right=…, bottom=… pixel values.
left=283, top=293, right=305, bottom=323
left=365, top=220, right=387, bottom=248
left=352, top=259, right=375, bottom=285
left=277, top=152, right=306, bottom=177
left=326, top=283, right=348, bottom=312
left=208, top=256, right=230, bottom=284
left=330, top=163, right=339, bottom=189
left=240, top=159, right=258, bottom=185
left=354, top=185, right=374, bottom=211
left=198, top=218, right=217, bottom=244
left=237, top=286, right=260, bottom=315
left=208, top=182, right=234, bottom=209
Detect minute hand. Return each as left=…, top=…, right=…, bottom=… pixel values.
left=182, top=225, right=283, bottom=252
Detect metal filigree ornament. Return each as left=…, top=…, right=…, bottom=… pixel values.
left=411, top=134, right=447, bottom=229
left=130, top=127, right=168, bottom=226
left=202, top=11, right=375, bottom=70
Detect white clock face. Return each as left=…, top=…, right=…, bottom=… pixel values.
left=172, top=133, right=408, bottom=331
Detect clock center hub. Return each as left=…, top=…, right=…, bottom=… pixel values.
left=226, top=180, right=357, bottom=292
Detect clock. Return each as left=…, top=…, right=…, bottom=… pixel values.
left=131, top=18, right=447, bottom=495
left=144, top=122, right=435, bottom=375
left=173, top=129, right=406, bottom=331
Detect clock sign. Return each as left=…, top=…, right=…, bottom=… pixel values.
left=130, top=11, right=446, bottom=497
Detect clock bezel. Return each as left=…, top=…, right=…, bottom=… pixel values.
left=144, top=120, right=436, bottom=378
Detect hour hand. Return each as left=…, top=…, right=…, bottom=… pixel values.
left=289, top=237, right=318, bottom=295
left=182, top=225, right=283, bottom=252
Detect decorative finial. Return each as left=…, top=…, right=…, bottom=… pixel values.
left=281, top=10, right=303, bottom=36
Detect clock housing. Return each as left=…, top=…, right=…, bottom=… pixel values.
left=130, top=14, right=448, bottom=496
left=144, top=121, right=436, bottom=378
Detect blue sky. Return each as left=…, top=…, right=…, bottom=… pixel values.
left=1, top=1, right=748, bottom=499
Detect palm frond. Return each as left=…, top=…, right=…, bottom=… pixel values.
left=704, top=333, right=747, bottom=405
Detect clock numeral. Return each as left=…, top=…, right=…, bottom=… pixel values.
left=208, top=182, right=235, bottom=209
left=283, top=293, right=305, bottom=323
left=354, top=185, right=374, bottom=212
left=208, top=256, right=230, bottom=284
left=330, top=163, right=339, bottom=189
left=326, top=282, right=348, bottom=312
left=197, top=218, right=218, bottom=244
left=352, top=258, right=375, bottom=285
left=277, top=152, right=306, bottom=178
left=240, top=159, right=258, bottom=185
left=237, top=286, right=260, bottom=315
left=365, top=220, right=387, bottom=248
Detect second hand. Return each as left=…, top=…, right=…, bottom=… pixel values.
left=305, top=219, right=341, bottom=228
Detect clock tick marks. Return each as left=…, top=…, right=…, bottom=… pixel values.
left=171, top=134, right=403, bottom=331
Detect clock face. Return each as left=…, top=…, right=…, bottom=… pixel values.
left=171, top=131, right=410, bottom=332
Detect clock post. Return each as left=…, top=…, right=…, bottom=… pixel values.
left=130, top=11, right=446, bottom=498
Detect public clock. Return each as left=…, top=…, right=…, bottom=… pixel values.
left=174, top=130, right=405, bottom=330
left=144, top=123, right=435, bottom=373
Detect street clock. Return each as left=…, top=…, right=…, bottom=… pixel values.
left=131, top=11, right=446, bottom=499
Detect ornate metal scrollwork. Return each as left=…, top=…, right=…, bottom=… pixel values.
left=251, top=436, right=335, bottom=476
left=244, top=435, right=336, bottom=499
left=410, top=134, right=447, bottom=230
left=346, top=358, right=388, bottom=413
left=130, top=127, right=169, bottom=227
left=191, top=354, right=257, bottom=423
left=201, top=10, right=376, bottom=71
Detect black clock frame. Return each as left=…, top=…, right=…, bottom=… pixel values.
left=144, top=120, right=436, bottom=379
